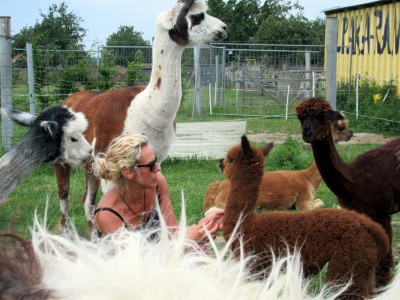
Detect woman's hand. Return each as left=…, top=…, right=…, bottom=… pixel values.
left=203, top=208, right=224, bottom=230
left=186, top=209, right=224, bottom=242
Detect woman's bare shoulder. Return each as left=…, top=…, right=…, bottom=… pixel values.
left=97, top=186, right=120, bottom=208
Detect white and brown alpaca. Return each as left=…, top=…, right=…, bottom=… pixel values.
left=296, top=97, right=400, bottom=285
left=54, top=0, right=227, bottom=226
left=221, top=136, right=391, bottom=299
left=203, top=115, right=353, bottom=212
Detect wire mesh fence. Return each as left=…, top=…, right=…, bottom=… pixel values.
left=2, top=42, right=400, bottom=155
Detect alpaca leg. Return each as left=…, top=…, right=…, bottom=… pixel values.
left=54, top=162, right=71, bottom=227
left=326, top=257, right=373, bottom=299
left=375, top=218, right=393, bottom=287
left=203, top=182, right=221, bottom=211
left=83, top=167, right=100, bottom=228
left=311, top=199, right=324, bottom=209
left=296, top=195, right=324, bottom=211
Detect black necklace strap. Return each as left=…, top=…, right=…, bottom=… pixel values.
left=119, top=190, right=147, bottom=222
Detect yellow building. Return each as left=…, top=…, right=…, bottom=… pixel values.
left=325, top=0, right=400, bottom=92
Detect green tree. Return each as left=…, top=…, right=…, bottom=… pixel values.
left=124, top=50, right=147, bottom=86
left=254, top=14, right=309, bottom=44
left=105, top=25, right=150, bottom=66
left=12, top=2, right=88, bottom=108
left=12, top=1, right=87, bottom=50
left=207, top=0, right=261, bottom=42
left=206, top=0, right=325, bottom=44
left=257, top=0, right=298, bottom=21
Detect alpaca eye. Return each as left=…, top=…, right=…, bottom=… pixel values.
left=317, top=115, right=326, bottom=123
left=70, top=137, right=78, bottom=142
left=227, top=156, right=234, bottom=163
left=190, top=13, right=205, bottom=26
left=297, top=116, right=304, bottom=121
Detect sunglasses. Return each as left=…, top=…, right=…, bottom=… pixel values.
left=136, top=155, right=158, bottom=172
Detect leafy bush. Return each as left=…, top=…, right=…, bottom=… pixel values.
left=124, top=51, right=147, bottom=86
left=55, top=60, right=91, bottom=100
left=267, top=135, right=308, bottom=170
left=92, top=49, right=117, bottom=91
left=337, top=75, right=400, bottom=135
left=12, top=96, right=29, bottom=111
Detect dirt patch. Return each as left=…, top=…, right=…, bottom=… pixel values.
left=248, top=132, right=395, bottom=145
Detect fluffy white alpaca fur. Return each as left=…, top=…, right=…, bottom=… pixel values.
left=29, top=198, right=400, bottom=300
left=29, top=198, right=352, bottom=300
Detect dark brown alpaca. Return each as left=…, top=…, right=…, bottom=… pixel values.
left=222, top=136, right=391, bottom=299
left=296, top=97, right=400, bottom=284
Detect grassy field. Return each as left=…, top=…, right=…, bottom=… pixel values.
left=1, top=114, right=399, bottom=267
left=1, top=139, right=399, bottom=256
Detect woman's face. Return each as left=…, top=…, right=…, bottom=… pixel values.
left=134, top=144, right=160, bottom=187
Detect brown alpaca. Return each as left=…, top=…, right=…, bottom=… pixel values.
left=204, top=161, right=324, bottom=211
left=221, top=136, right=391, bottom=299
left=0, top=233, right=50, bottom=299
left=296, top=97, right=400, bottom=285
left=203, top=116, right=353, bottom=212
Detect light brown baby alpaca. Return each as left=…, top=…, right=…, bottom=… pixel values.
left=221, top=136, right=391, bottom=299
left=203, top=115, right=353, bottom=212
left=204, top=161, right=323, bottom=211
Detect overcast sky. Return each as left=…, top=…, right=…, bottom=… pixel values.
left=3, top=0, right=372, bottom=49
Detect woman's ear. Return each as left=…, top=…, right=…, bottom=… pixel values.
left=122, top=167, right=135, bottom=180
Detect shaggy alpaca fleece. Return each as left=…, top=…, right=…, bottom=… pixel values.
left=221, top=136, right=394, bottom=298
left=296, top=97, right=400, bottom=287
left=29, top=201, right=350, bottom=300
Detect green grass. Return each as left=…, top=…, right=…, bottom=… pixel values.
left=1, top=141, right=399, bottom=251
left=1, top=117, right=399, bottom=264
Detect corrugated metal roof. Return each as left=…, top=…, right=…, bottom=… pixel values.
left=324, top=0, right=400, bottom=15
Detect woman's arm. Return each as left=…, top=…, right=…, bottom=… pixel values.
left=158, top=173, right=225, bottom=242
left=157, top=173, right=179, bottom=227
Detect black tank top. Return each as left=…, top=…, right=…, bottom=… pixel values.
left=94, top=188, right=162, bottom=239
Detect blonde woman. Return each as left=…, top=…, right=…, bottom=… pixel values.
left=92, top=134, right=223, bottom=242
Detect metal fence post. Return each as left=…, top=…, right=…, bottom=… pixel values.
left=0, top=16, right=13, bottom=151
left=326, top=16, right=338, bottom=110
left=193, top=46, right=202, bottom=117
left=26, top=42, right=35, bottom=113
left=215, top=54, right=219, bottom=105
left=305, top=52, right=311, bottom=98
left=221, top=46, right=226, bottom=105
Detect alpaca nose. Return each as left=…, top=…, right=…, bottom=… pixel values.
left=304, top=127, right=313, bottom=137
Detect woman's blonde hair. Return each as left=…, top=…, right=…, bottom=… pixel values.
left=92, top=134, right=149, bottom=185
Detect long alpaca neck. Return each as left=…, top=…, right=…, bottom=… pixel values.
left=133, top=29, right=185, bottom=125
left=0, top=132, right=47, bottom=202
left=311, top=133, right=353, bottom=201
left=303, top=161, right=322, bottom=189
left=125, top=28, right=187, bottom=162
left=223, top=166, right=264, bottom=238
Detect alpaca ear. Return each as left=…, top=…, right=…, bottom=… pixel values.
left=179, top=0, right=195, bottom=7
left=1, top=108, right=37, bottom=127
left=331, top=110, right=345, bottom=121
left=240, top=135, right=254, bottom=160
left=261, top=142, right=274, bottom=157
left=157, top=11, right=177, bottom=31
left=40, top=121, right=59, bottom=140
